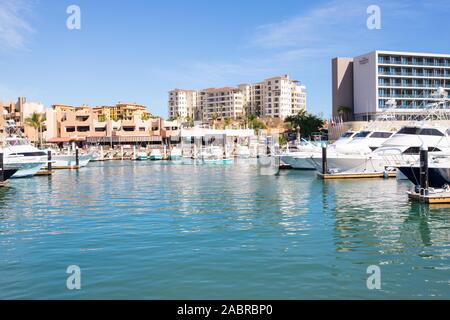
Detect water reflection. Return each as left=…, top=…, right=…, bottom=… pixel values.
left=0, top=161, right=449, bottom=299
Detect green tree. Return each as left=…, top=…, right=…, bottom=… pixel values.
left=24, top=112, right=45, bottom=147
left=210, top=113, right=219, bottom=129
left=285, top=111, right=324, bottom=139
left=223, top=117, right=232, bottom=128
left=337, top=106, right=351, bottom=122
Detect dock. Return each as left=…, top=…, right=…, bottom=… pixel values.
left=318, top=171, right=396, bottom=180
left=35, top=170, right=54, bottom=176
left=408, top=191, right=450, bottom=204
left=52, top=165, right=81, bottom=170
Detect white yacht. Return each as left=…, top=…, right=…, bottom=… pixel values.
left=50, top=152, right=92, bottom=168
left=280, top=139, right=323, bottom=170
left=319, top=125, right=450, bottom=173
left=280, top=131, right=362, bottom=170
left=1, top=121, right=48, bottom=178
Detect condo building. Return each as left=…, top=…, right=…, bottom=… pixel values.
left=168, top=75, right=307, bottom=121
left=333, top=50, right=450, bottom=121
left=168, top=89, right=197, bottom=120
left=199, top=87, right=245, bottom=120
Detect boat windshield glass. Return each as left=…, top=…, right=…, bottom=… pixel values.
left=397, top=127, right=421, bottom=135
left=354, top=131, right=371, bottom=138
left=419, top=128, right=444, bottom=136
left=4, top=139, right=29, bottom=146
left=371, top=132, right=393, bottom=139
left=340, top=132, right=354, bottom=138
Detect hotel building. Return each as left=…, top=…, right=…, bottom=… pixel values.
left=168, top=75, right=307, bottom=121
left=333, top=50, right=450, bottom=121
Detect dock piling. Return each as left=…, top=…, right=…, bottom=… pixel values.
left=47, top=150, right=52, bottom=172
left=322, top=144, right=328, bottom=175
left=0, top=153, right=4, bottom=182
left=75, top=148, right=79, bottom=167
left=419, top=145, right=429, bottom=196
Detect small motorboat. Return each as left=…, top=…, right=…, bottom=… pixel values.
left=169, top=148, right=182, bottom=160
left=150, top=149, right=163, bottom=161
left=136, top=152, right=149, bottom=161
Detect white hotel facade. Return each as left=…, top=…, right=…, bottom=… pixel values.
left=168, top=75, right=307, bottom=121
left=333, top=50, right=450, bottom=121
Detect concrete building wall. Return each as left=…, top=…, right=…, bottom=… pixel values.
left=332, top=57, right=354, bottom=120
left=353, top=51, right=378, bottom=120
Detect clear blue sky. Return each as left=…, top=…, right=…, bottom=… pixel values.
left=1, top=0, right=449, bottom=118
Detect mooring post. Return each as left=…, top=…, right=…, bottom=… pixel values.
left=0, top=153, right=4, bottom=182
left=420, top=145, right=429, bottom=196
left=75, top=148, right=80, bottom=167
left=322, top=144, right=328, bottom=175
left=47, top=150, right=52, bottom=172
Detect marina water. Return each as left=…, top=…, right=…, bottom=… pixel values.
left=0, top=160, right=449, bottom=299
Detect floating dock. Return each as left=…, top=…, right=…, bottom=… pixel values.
left=318, top=171, right=397, bottom=180
left=408, top=191, right=450, bottom=204
left=35, top=170, right=54, bottom=176
left=52, top=165, right=81, bottom=170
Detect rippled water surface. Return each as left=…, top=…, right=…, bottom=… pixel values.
left=0, top=160, right=449, bottom=299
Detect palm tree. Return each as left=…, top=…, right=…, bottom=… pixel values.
left=210, top=113, right=218, bottom=129
left=25, top=112, right=45, bottom=147
left=337, top=106, right=351, bottom=122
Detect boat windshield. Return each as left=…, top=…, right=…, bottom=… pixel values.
left=370, top=132, right=393, bottom=139
left=354, top=131, right=371, bottom=138
left=4, top=138, right=29, bottom=146
left=397, top=127, right=444, bottom=136
left=340, top=132, right=354, bottom=138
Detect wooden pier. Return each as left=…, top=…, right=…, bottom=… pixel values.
left=318, top=171, right=396, bottom=180
left=35, top=170, right=54, bottom=176
left=408, top=191, right=450, bottom=204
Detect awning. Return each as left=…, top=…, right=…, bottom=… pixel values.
left=86, top=136, right=162, bottom=143
left=46, top=137, right=86, bottom=143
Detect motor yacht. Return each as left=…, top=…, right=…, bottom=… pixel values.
left=398, top=154, right=450, bottom=189
left=1, top=120, right=48, bottom=178
left=317, top=125, right=450, bottom=173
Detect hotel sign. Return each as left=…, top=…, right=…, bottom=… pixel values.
left=359, top=57, right=369, bottom=65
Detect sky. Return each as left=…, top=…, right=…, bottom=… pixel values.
left=1, top=0, right=450, bottom=118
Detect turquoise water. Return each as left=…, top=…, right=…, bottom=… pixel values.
left=0, top=160, right=449, bottom=299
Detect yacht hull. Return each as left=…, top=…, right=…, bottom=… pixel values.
left=281, top=154, right=316, bottom=170
left=1, top=169, right=19, bottom=181
left=52, top=155, right=92, bottom=168
left=398, top=166, right=450, bottom=188
left=4, top=156, right=47, bottom=178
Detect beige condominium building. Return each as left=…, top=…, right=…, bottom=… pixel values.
left=168, top=89, right=197, bottom=120
left=198, top=87, right=245, bottom=121
left=168, top=75, right=307, bottom=121
left=333, top=50, right=450, bottom=121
